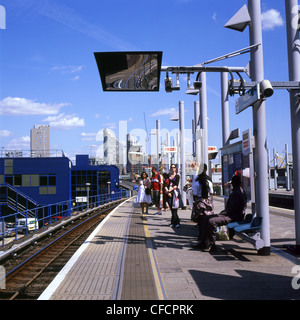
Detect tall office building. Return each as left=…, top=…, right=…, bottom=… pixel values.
left=126, top=133, right=144, bottom=177
left=30, top=125, right=50, bottom=157
left=103, top=128, right=124, bottom=172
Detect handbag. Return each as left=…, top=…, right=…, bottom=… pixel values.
left=216, top=225, right=229, bottom=240
left=145, top=188, right=151, bottom=195
left=172, top=190, right=180, bottom=209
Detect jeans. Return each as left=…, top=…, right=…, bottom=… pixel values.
left=167, top=196, right=180, bottom=225
left=200, top=214, right=232, bottom=247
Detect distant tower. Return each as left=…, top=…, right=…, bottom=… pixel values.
left=30, top=125, right=50, bottom=157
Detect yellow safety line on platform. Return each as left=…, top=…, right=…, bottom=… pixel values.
left=142, top=215, right=167, bottom=300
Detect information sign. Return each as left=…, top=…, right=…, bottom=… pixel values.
left=235, top=83, right=260, bottom=114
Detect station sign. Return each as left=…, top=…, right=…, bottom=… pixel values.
left=242, top=129, right=252, bottom=155
left=164, top=147, right=177, bottom=153
left=208, top=146, right=218, bottom=160
left=235, top=83, right=260, bottom=114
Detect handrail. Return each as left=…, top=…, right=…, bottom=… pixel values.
left=0, top=189, right=130, bottom=247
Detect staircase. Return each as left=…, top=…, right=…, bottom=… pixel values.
left=0, top=184, right=38, bottom=218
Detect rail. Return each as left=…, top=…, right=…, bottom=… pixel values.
left=0, top=202, right=121, bottom=300
left=0, top=189, right=130, bottom=247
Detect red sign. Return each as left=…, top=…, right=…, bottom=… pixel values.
left=164, top=147, right=177, bottom=153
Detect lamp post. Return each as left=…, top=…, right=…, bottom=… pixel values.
left=86, top=183, right=91, bottom=209
left=170, top=102, right=186, bottom=209
left=156, top=120, right=161, bottom=170
left=179, top=101, right=187, bottom=209
left=225, top=0, right=270, bottom=255
left=194, top=101, right=202, bottom=164
left=285, top=0, right=300, bottom=253
left=199, top=73, right=209, bottom=166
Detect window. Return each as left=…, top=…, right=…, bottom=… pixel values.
left=40, top=176, right=48, bottom=186
left=49, top=175, right=56, bottom=186
left=14, top=175, right=22, bottom=187
left=5, top=176, right=13, bottom=185
left=39, top=174, right=57, bottom=195
left=4, top=159, right=13, bottom=175
left=22, top=174, right=39, bottom=187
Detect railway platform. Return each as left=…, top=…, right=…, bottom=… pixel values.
left=38, top=197, right=300, bottom=301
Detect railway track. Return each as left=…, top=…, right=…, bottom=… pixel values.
left=0, top=200, right=125, bottom=300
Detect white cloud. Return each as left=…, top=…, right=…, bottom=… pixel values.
left=43, top=113, right=85, bottom=130
left=0, top=97, right=69, bottom=116
left=81, top=132, right=97, bottom=141
left=6, top=136, right=30, bottom=149
left=262, top=9, right=284, bottom=30
left=51, top=65, right=83, bottom=74
left=0, top=130, right=13, bottom=137
left=51, top=65, right=82, bottom=81
left=103, top=122, right=117, bottom=130
left=150, top=108, right=176, bottom=117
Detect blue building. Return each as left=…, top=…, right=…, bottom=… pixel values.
left=0, top=154, right=121, bottom=218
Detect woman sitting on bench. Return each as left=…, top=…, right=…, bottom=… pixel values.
left=193, top=174, right=247, bottom=252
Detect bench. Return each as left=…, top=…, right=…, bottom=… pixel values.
left=228, top=215, right=264, bottom=251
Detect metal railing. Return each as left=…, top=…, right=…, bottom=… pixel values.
left=0, top=189, right=130, bottom=247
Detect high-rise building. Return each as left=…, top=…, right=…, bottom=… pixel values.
left=30, top=125, right=50, bottom=157
left=103, top=128, right=124, bottom=172
left=126, top=133, right=144, bottom=177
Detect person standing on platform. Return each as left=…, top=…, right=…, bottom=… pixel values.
left=134, top=172, right=152, bottom=214
left=191, top=163, right=214, bottom=240
left=166, top=164, right=181, bottom=228
left=151, top=166, right=163, bottom=215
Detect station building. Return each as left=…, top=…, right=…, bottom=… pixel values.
left=0, top=154, right=120, bottom=218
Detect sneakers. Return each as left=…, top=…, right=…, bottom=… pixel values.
left=169, top=224, right=174, bottom=227
left=202, top=244, right=217, bottom=252
left=170, top=224, right=180, bottom=228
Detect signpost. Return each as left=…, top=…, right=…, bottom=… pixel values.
left=164, top=146, right=177, bottom=153
left=242, top=129, right=252, bottom=155
left=235, top=83, right=260, bottom=114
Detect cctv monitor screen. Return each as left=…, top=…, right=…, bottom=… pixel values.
left=94, top=51, right=163, bottom=92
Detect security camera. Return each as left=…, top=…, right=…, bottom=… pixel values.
left=165, top=77, right=173, bottom=93
left=193, top=81, right=202, bottom=89
left=165, top=76, right=180, bottom=92
left=260, top=80, right=274, bottom=98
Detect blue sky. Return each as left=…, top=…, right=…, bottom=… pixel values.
left=0, top=0, right=293, bottom=163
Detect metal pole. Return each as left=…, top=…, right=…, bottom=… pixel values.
left=285, top=0, right=300, bottom=252
left=166, top=132, right=170, bottom=172
left=194, top=101, right=201, bottom=164
left=286, top=144, right=291, bottom=191
left=268, top=149, right=271, bottom=190
left=156, top=119, right=161, bottom=169
left=192, top=119, right=195, bottom=158
left=179, top=101, right=186, bottom=209
left=274, top=148, right=278, bottom=190
left=221, top=72, right=230, bottom=147
left=199, top=72, right=208, bottom=166
left=248, top=0, right=270, bottom=255
left=176, top=132, right=180, bottom=168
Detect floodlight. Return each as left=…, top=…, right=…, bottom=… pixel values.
left=224, top=5, right=251, bottom=32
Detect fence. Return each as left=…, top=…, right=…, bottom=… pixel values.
left=0, top=189, right=130, bottom=247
